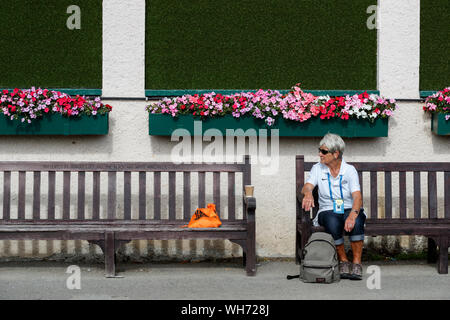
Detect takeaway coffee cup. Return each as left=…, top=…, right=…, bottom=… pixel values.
left=244, top=185, right=254, bottom=197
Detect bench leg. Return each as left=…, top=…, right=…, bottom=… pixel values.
left=246, top=237, right=256, bottom=276
left=246, top=218, right=256, bottom=276
left=105, top=232, right=120, bottom=278
left=295, top=227, right=301, bottom=265
left=427, top=238, right=438, bottom=263
left=437, top=237, right=448, bottom=274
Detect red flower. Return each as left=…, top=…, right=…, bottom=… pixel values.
left=44, top=108, right=49, bottom=113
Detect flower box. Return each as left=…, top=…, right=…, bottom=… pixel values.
left=423, top=87, right=450, bottom=136
left=0, top=87, right=112, bottom=135
left=431, top=113, right=450, bottom=136
left=147, top=84, right=395, bottom=138
left=148, top=113, right=388, bottom=137
left=0, top=113, right=109, bottom=135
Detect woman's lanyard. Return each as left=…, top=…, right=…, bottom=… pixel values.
left=327, top=173, right=344, bottom=201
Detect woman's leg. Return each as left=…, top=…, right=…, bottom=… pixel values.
left=351, top=241, right=364, bottom=264
left=348, top=210, right=366, bottom=264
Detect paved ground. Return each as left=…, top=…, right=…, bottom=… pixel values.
left=0, top=259, right=448, bottom=300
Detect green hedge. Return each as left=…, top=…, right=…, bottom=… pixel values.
left=0, top=0, right=102, bottom=89
left=146, top=0, right=377, bottom=91
left=420, top=1, right=450, bottom=91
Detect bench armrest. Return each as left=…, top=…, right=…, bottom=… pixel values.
left=296, top=191, right=311, bottom=222
left=244, top=196, right=256, bottom=212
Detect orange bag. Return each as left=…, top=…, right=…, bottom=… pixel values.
left=185, top=203, right=222, bottom=228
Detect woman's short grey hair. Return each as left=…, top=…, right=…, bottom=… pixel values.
left=320, top=133, right=345, bottom=159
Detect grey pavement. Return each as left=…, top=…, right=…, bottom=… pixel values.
left=0, top=259, right=449, bottom=300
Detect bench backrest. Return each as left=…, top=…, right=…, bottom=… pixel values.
left=0, top=156, right=251, bottom=222
left=296, top=155, right=450, bottom=220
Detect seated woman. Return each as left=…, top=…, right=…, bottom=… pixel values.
left=301, top=133, right=366, bottom=280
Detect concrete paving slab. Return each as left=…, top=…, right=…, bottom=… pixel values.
left=0, top=260, right=448, bottom=300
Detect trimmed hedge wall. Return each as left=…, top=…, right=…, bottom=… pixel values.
left=0, top=0, right=102, bottom=89
left=146, top=0, right=377, bottom=91
left=420, top=0, right=450, bottom=91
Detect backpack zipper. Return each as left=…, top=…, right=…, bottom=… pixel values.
left=303, top=265, right=336, bottom=270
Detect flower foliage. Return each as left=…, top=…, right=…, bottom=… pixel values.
left=423, top=87, right=450, bottom=121
left=146, top=84, right=397, bottom=126
left=1, top=87, right=112, bottom=124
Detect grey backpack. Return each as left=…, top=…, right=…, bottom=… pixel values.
left=287, top=232, right=340, bottom=283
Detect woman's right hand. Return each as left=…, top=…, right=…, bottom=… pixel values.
left=302, top=192, right=315, bottom=211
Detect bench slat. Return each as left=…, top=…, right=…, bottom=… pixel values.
left=385, top=171, right=392, bottom=219
left=370, top=171, right=377, bottom=219
left=358, top=171, right=363, bottom=198
left=198, top=172, right=205, bottom=208
left=77, top=172, right=85, bottom=220
left=63, top=172, right=71, bottom=220
left=0, top=223, right=248, bottom=232
left=18, top=171, right=26, bottom=220
left=399, top=171, right=407, bottom=219
left=213, top=172, right=220, bottom=217
left=446, top=172, right=450, bottom=219
left=139, top=172, right=146, bottom=220
left=108, top=172, right=116, bottom=220
left=183, top=172, right=191, bottom=221
left=228, top=172, right=235, bottom=221
left=154, top=172, right=161, bottom=220
left=305, top=162, right=449, bottom=172
left=92, top=171, right=100, bottom=220
left=48, top=171, right=55, bottom=220
left=169, top=172, right=176, bottom=220
left=124, top=171, right=131, bottom=220
left=0, top=219, right=250, bottom=226
left=33, top=172, right=41, bottom=220
left=414, top=171, right=421, bottom=219
left=0, top=162, right=246, bottom=172
left=428, top=172, right=438, bottom=219
left=3, top=171, right=11, bottom=220
left=243, top=156, right=251, bottom=219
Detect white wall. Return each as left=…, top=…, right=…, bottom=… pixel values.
left=378, top=0, right=420, bottom=99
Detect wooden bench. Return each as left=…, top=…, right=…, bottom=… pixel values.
left=295, top=155, right=450, bottom=274
left=0, top=156, right=256, bottom=277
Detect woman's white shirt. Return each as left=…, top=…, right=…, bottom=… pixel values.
left=305, top=159, right=361, bottom=226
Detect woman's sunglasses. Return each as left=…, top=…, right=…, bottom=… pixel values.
left=318, top=148, right=332, bottom=155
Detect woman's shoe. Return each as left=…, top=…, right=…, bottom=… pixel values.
left=349, top=263, right=363, bottom=280
left=339, top=261, right=352, bottom=279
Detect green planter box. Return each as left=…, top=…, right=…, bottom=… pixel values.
left=148, top=114, right=388, bottom=137
left=431, top=113, right=450, bottom=136
left=0, top=113, right=109, bottom=135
